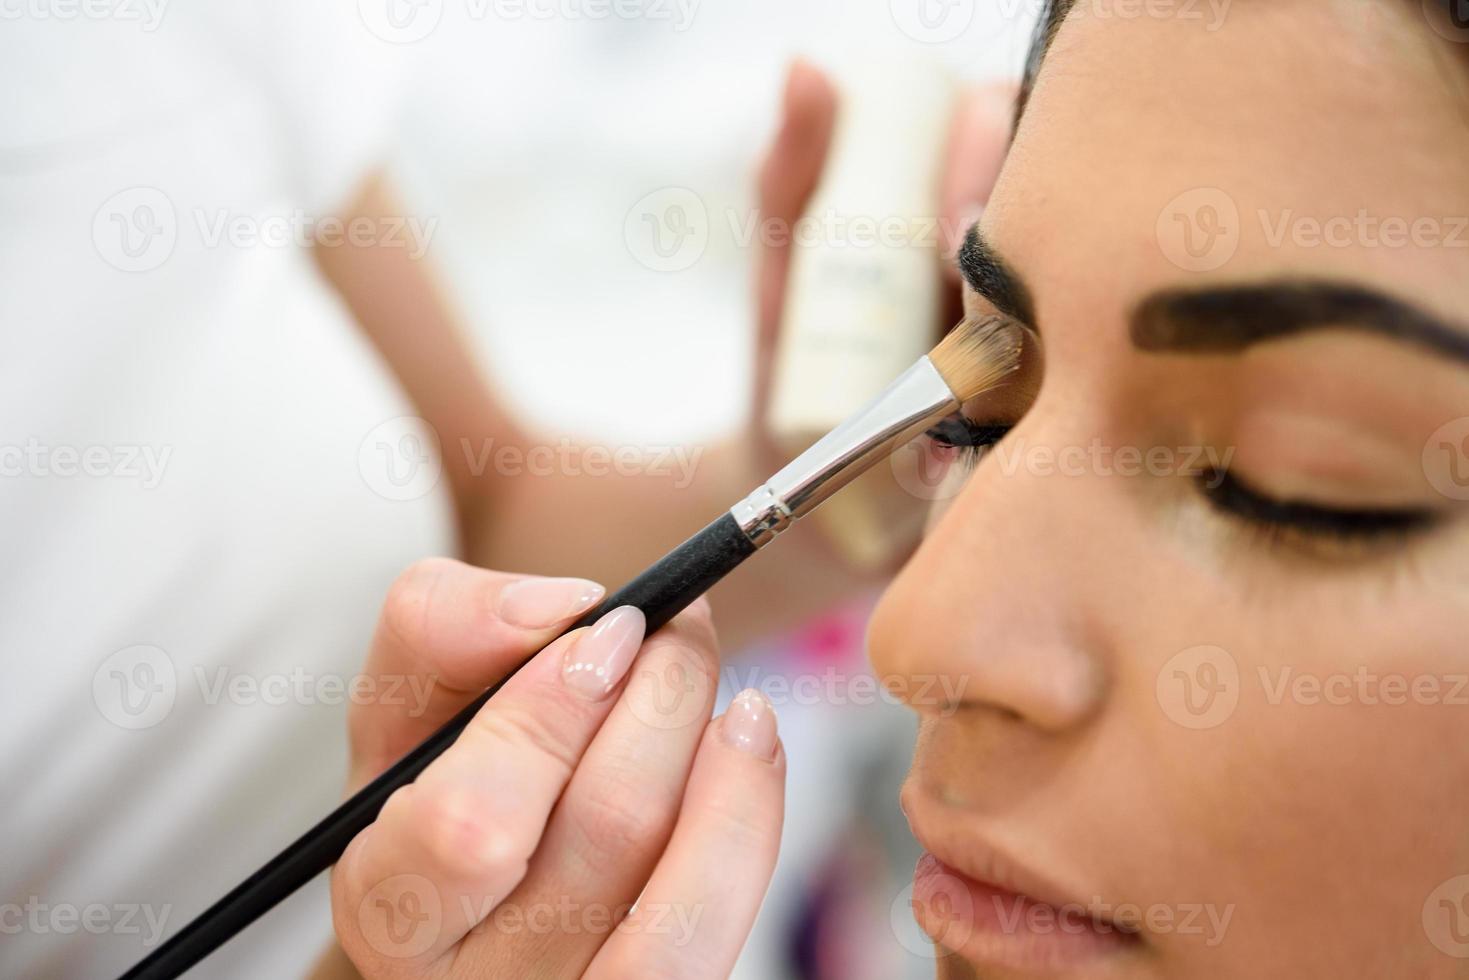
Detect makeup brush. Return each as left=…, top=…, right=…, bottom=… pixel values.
left=118, top=314, right=1023, bottom=980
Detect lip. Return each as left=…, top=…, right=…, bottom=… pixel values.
left=905, top=793, right=1140, bottom=972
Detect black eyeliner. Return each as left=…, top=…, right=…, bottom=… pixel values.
left=1198, top=467, right=1436, bottom=539
left=927, top=417, right=1011, bottom=452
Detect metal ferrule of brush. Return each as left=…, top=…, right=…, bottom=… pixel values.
left=730, top=356, right=959, bottom=547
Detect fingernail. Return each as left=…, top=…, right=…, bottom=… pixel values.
left=497, top=577, right=605, bottom=629
left=562, top=606, right=645, bottom=700
left=720, top=689, right=778, bottom=761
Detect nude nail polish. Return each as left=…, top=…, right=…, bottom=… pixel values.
left=497, top=577, right=605, bottom=630
left=720, top=689, right=779, bottom=761
left=561, top=606, right=645, bottom=700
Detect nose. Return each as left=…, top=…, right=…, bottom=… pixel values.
left=868, top=408, right=1112, bottom=733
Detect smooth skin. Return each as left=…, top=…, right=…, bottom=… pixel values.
left=871, top=1, right=1469, bottom=978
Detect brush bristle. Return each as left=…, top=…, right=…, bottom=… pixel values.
left=929, top=314, right=1025, bottom=401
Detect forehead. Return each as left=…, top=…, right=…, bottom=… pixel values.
left=984, top=0, right=1469, bottom=328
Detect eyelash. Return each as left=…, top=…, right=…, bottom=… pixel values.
left=1195, top=468, right=1436, bottom=544
left=925, top=417, right=1010, bottom=465
left=925, top=420, right=1438, bottom=546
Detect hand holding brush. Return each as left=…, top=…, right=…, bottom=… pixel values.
left=120, top=314, right=1024, bottom=979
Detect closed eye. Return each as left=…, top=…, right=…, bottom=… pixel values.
left=1197, top=467, right=1437, bottom=542
left=926, top=417, right=1011, bottom=456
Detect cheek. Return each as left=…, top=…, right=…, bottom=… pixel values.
left=1114, top=562, right=1469, bottom=955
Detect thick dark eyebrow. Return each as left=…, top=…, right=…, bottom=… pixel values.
left=957, top=227, right=1037, bottom=326
left=1131, top=280, right=1469, bottom=365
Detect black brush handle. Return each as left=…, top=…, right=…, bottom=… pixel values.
left=119, top=512, right=758, bottom=980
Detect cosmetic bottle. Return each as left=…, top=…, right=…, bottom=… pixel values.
left=768, top=54, right=957, bottom=568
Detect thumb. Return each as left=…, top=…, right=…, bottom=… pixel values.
left=346, top=560, right=606, bottom=791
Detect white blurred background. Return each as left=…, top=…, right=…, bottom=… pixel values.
left=392, top=0, right=1035, bottom=443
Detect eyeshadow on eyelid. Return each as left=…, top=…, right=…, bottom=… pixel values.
left=1230, top=411, right=1434, bottom=505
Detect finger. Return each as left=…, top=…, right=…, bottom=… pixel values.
left=585, top=690, right=785, bottom=980
left=757, top=59, right=839, bottom=231
left=349, top=558, right=606, bottom=789
left=461, top=601, right=722, bottom=975
left=754, top=59, right=837, bottom=424
left=334, top=605, right=646, bottom=969
left=938, top=82, right=1020, bottom=272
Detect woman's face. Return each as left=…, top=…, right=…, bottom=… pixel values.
left=868, top=2, right=1469, bottom=977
